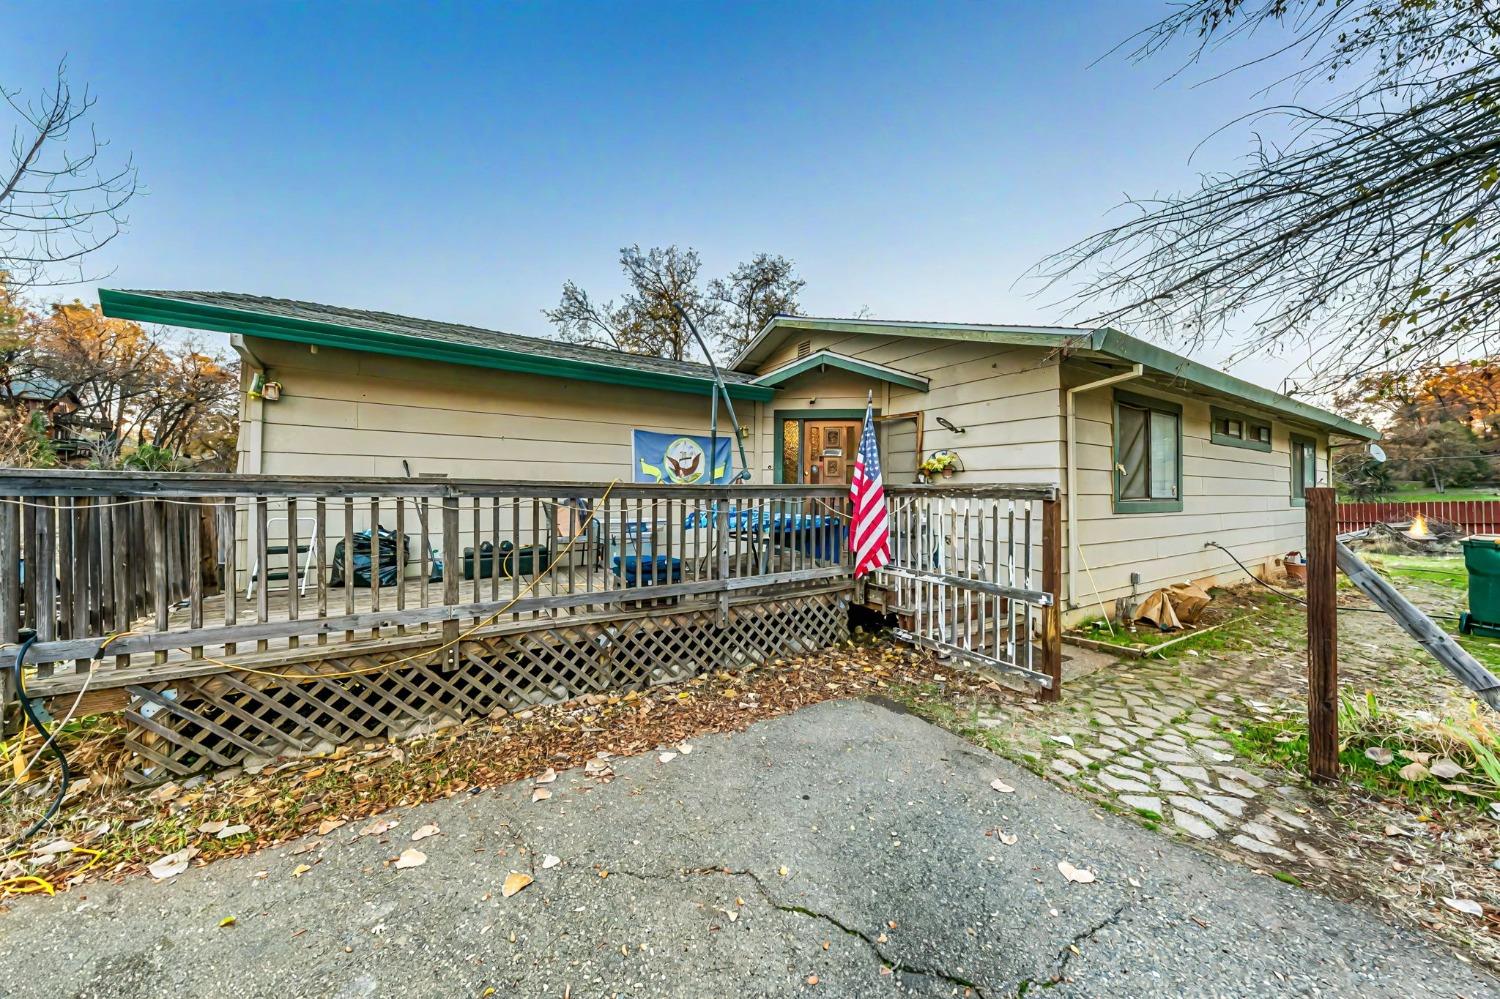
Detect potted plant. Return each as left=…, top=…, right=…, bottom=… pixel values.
left=919, top=450, right=962, bottom=479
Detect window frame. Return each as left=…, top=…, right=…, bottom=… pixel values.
left=1289, top=433, right=1318, bottom=506
left=1209, top=406, right=1272, bottom=452
left=1112, top=389, right=1184, bottom=514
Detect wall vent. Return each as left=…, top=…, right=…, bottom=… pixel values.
left=796, top=340, right=811, bottom=359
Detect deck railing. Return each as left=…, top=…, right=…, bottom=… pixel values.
left=1, top=471, right=858, bottom=682
left=1, top=472, right=1061, bottom=695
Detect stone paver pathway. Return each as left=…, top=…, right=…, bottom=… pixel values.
left=983, top=648, right=1330, bottom=869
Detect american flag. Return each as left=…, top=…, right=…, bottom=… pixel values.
left=849, top=399, right=892, bottom=578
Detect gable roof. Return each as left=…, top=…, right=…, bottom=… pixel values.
left=751, top=349, right=930, bottom=392
left=741, top=316, right=1378, bottom=441
left=98, top=289, right=773, bottom=401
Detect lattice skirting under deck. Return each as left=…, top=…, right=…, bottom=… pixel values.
left=121, top=590, right=850, bottom=783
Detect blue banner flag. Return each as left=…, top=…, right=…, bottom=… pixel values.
left=632, top=430, right=734, bottom=484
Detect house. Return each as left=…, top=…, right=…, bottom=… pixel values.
left=98, top=289, right=1378, bottom=625
left=2, top=376, right=106, bottom=464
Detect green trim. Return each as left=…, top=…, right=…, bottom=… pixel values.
left=1089, top=328, right=1377, bottom=441
left=753, top=350, right=929, bottom=393
left=772, top=408, right=872, bottom=484
left=99, top=289, right=775, bottom=402
left=1209, top=405, right=1272, bottom=452
left=1289, top=433, right=1317, bottom=507
left=736, top=316, right=1080, bottom=371
left=735, top=316, right=1380, bottom=441
left=1112, top=389, right=1184, bottom=514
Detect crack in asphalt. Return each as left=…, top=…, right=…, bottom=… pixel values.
left=1012, top=899, right=1132, bottom=996
left=1056, top=901, right=1129, bottom=977
left=608, top=864, right=990, bottom=997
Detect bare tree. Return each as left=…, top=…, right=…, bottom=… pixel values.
left=708, top=253, right=805, bottom=358
left=617, top=244, right=715, bottom=361
left=547, top=245, right=803, bottom=361
left=2, top=63, right=138, bottom=290
left=545, top=245, right=712, bottom=360
left=1034, top=1, right=1500, bottom=392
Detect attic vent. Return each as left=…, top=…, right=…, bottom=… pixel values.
left=796, top=341, right=811, bottom=360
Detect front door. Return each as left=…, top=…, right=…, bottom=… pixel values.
left=800, top=420, right=861, bottom=485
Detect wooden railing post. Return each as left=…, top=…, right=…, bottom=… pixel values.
left=1039, top=496, right=1062, bottom=702
left=1307, top=486, right=1339, bottom=783
left=715, top=490, right=730, bottom=628
left=441, top=492, right=461, bottom=645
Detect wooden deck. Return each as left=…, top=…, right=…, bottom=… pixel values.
left=2, top=472, right=1061, bottom=783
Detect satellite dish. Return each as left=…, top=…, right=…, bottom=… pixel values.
left=1368, top=443, right=1387, bottom=463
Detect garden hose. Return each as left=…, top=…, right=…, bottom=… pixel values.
left=4, top=634, right=72, bottom=851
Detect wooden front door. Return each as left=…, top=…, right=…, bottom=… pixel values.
left=802, top=420, right=861, bottom=485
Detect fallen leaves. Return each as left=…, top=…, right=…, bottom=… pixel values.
left=658, top=751, right=678, bottom=764
left=394, top=849, right=426, bottom=870
left=359, top=817, right=399, bottom=838
left=990, top=778, right=1015, bottom=794
left=410, top=823, right=441, bottom=842
left=291, top=863, right=312, bottom=877
left=541, top=854, right=561, bottom=870
left=1398, top=761, right=1430, bottom=782
left=218, top=915, right=237, bottom=928
left=147, top=847, right=198, bottom=881
left=535, top=767, right=558, bottom=785
left=501, top=871, right=533, bottom=898
left=216, top=824, right=251, bottom=840
left=1442, top=896, right=1484, bottom=918
left=1430, top=758, right=1466, bottom=780
left=1057, top=861, right=1096, bottom=884
left=317, top=818, right=347, bottom=836
left=531, top=787, right=552, bottom=803
left=1363, top=746, right=1394, bottom=766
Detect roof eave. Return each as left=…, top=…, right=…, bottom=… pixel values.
left=1086, top=327, right=1379, bottom=441
left=733, top=316, right=1080, bottom=372
left=100, top=289, right=774, bottom=402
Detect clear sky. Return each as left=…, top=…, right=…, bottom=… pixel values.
left=10, top=1, right=1318, bottom=391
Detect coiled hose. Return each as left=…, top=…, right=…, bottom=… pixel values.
left=4, top=634, right=71, bottom=850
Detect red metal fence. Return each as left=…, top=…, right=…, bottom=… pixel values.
left=1337, top=499, right=1500, bottom=536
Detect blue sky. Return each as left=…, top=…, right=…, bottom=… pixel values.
left=10, top=2, right=1315, bottom=390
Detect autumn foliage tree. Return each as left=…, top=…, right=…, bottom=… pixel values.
left=0, top=280, right=237, bottom=468
left=1336, top=360, right=1500, bottom=493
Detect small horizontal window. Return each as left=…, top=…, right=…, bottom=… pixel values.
left=1210, top=406, right=1272, bottom=452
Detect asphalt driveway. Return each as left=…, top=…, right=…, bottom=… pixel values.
left=2, top=698, right=1493, bottom=998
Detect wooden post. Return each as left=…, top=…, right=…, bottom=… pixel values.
left=442, top=493, right=461, bottom=645
left=1039, top=496, right=1062, bottom=702
left=1306, top=486, right=1339, bottom=783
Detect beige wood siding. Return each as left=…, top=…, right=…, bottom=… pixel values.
left=239, top=337, right=761, bottom=483
left=754, top=333, right=1062, bottom=485
left=1065, top=360, right=1327, bottom=622
left=755, top=332, right=1335, bottom=628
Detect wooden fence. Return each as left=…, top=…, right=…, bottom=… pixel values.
left=1336, top=499, right=1500, bottom=535
left=0, top=470, right=1060, bottom=781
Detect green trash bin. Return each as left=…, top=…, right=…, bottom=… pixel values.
left=1460, top=535, right=1500, bottom=638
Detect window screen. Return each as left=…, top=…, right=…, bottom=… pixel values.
left=1116, top=396, right=1181, bottom=509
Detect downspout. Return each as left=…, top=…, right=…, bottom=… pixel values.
left=1064, top=363, right=1144, bottom=609
left=230, top=334, right=267, bottom=476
